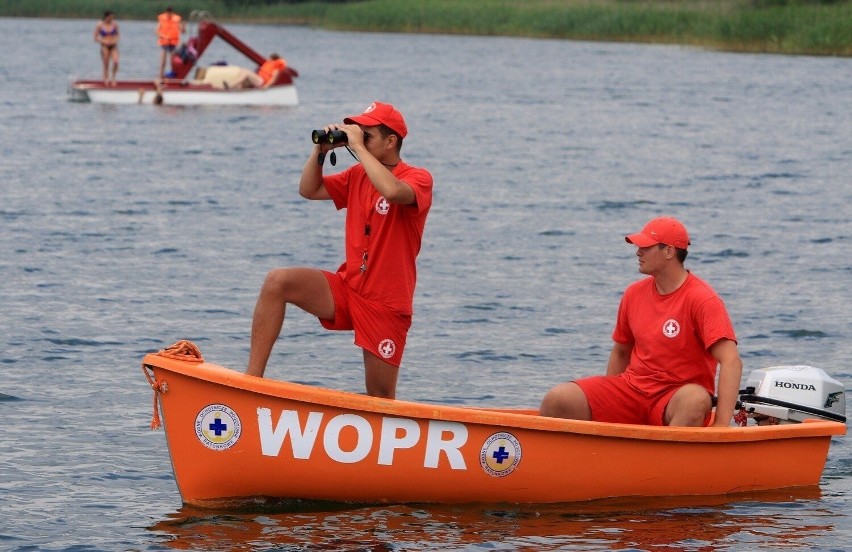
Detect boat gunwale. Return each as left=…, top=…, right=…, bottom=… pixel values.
left=143, top=353, right=847, bottom=443
left=72, top=79, right=295, bottom=94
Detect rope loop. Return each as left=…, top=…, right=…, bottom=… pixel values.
left=157, top=339, right=204, bottom=362
left=143, top=341, right=203, bottom=430
left=142, top=363, right=168, bottom=430
left=734, top=407, right=748, bottom=427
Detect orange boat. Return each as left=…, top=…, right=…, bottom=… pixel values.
left=142, top=342, right=846, bottom=508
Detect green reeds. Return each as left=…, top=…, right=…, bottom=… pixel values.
left=4, top=0, right=850, bottom=56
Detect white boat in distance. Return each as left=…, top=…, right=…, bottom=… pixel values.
left=69, top=11, right=298, bottom=106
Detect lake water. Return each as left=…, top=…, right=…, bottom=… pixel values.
left=1, top=16, right=850, bottom=551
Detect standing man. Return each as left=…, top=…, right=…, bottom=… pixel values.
left=246, top=102, right=433, bottom=399
left=156, top=6, right=184, bottom=79
left=540, top=216, right=742, bottom=427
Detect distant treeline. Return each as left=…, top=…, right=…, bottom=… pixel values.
left=4, top=0, right=850, bottom=56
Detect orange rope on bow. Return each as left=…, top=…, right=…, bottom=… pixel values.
left=156, top=339, right=204, bottom=362
left=142, top=363, right=169, bottom=430
left=142, top=340, right=204, bottom=430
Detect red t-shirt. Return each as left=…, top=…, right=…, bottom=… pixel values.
left=612, top=272, right=737, bottom=396
left=323, top=161, right=433, bottom=315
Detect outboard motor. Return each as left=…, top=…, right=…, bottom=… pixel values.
left=738, top=365, right=846, bottom=425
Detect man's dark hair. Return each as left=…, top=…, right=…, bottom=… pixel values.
left=376, top=124, right=403, bottom=153
left=658, top=243, right=688, bottom=263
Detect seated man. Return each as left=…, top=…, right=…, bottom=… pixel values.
left=539, top=216, right=743, bottom=427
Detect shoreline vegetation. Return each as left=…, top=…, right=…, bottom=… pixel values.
left=4, top=0, right=851, bottom=57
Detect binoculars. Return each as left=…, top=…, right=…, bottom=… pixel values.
left=311, top=129, right=348, bottom=145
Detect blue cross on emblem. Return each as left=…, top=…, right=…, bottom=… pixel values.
left=208, top=417, right=228, bottom=436
left=492, top=446, right=510, bottom=464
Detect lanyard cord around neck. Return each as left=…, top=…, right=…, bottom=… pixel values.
left=361, top=190, right=376, bottom=274
left=359, top=164, right=398, bottom=274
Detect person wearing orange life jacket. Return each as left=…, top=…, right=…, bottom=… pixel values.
left=257, top=53, right=287, bottom=87
left=235, top=53, right=288, bottom=89
left=155, top=6, right=185, bottom=79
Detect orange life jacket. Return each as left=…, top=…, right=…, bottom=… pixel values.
left=258, top=58, right=287, bottom=84
left=157, top=13, right=182, bottom=46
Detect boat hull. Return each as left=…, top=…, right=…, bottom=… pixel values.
left=143, top=353, right=845, bottom=507
left=70, top=79, right=298, bottom=106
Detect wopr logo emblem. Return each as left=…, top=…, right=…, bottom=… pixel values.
left=375, top=196, right=391, bottom=215
left=480, top=432, right=522, bottom=477
left=662, top=319, right=680, bottom=338
left=378, top=338, right=396, bottom=359
left=195, top=404, right=241, bottom=451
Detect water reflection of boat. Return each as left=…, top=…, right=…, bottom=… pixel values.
left=148, top=489, right=828, bottom=550
left=69, top=12, right=298, bottom=106
left=141, top=342, right=845, bottom=508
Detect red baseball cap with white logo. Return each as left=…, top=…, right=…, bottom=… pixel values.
left=344, top=101, right=408, bottom=138
left=625, top=216, right=691, bottom=249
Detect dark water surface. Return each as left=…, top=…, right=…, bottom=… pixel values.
left=1, top=17, right=850, bottom=551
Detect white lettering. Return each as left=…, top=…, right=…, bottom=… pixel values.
left=774, top=381, right=817, bottom=391
left=256, top=409, right=469, bottom=470
left=257, top=408, right=322, bottom=458
left=424, top=421, right=468, bottom=469
left=378, top=417, right=421, bottom=465
left=323, top=414, right=373, bottom=464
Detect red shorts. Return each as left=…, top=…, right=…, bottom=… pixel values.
left=575, top=375, right=707, bottom=426
left=319, top=271, right=412, bottom=368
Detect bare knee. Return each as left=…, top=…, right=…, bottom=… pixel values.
left=260, top=268, right=292, bottom=299
left=665, top=384, right=712, bottom=426
left=539, top=383, right=591, bottom=420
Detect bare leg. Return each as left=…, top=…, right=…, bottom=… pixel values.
left=158, top=49, right=167, bottom=79
left=101, top=46, right=110, bottom=82
left=363, top=350, right=399, bottom=399
left=247, top=268, right=334, bottom=377
left=110, top=49, right=119, bottom=84
left=234, top=68, right=263, bottom=89
left=539, top=382, right=592, bottom=419
left=664, top=384, right=712, bottom=426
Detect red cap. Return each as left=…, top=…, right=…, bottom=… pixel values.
left=344, top=102, right=408, bottom=138
left=625, top=216, right=690, bottom=249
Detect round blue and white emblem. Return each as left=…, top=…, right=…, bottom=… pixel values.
left=480, top=432, right=521, bottom=477
left=195, top=404, right=241, bottom=451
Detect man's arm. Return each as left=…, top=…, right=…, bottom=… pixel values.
left=709, top=338, right=743, bottom=427
left=606, top=341, right=632, bottom=376
left=342, top=125, right=415, bottom=205
left=299, top=145, right=332, bottom=200
left=263, top=69, right=280, bottom=89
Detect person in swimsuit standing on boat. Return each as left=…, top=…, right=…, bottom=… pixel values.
left=155, top=6, right=185, bottom=80
left=539, top=216, right=743, bottom=427
left=93, top=10, right=119, bottom=85
left=246, top=102, right=433, bottom=399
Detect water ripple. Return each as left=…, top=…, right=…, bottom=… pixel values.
left=2, top=17, right=850, bottom=552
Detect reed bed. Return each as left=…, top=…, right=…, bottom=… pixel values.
left=4, top=0, right=850, bottom=56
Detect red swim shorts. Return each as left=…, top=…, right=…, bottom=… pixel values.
left=319, top=271, right=412, bottom=368
left=575, top=375, right=708, bottom=426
